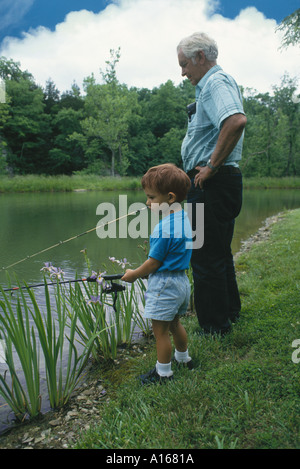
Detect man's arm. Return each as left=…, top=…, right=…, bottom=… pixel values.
left=194, top=113, right=247, bottom=189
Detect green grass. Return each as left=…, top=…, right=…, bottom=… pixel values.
left=0, top=174, right=299, bottom=193
left=73, top=208, right=300, bottom=450
left=243, top=176, right=300, bottom=189
left=0, top=175, right=142, bottom=193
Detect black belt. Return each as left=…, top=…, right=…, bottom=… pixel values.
left=187, top=166, right=241, bottom=179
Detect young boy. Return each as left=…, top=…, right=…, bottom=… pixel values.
left=122, top=163, right=193, bottom=384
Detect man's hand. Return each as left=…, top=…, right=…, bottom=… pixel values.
left=194, top=165, right=215, bottom=189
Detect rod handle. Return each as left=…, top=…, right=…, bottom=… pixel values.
left=86, top=273, right=124, bottom=282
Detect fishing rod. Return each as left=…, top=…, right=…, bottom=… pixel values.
left=1, top=205, right=147, bottom=308
left=1, top=206, right=147, bottom=271
left=2, top=273, right=125, bottom=292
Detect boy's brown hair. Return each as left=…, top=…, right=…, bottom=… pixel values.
left=141, top=163, right=191, bottom=203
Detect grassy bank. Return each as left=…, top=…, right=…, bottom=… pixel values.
left=0, top=175, right=142, bottom=193
left=0, top=174, right=299, bottom=193
left=243, top=176, right=300, bottom=189
left=74, top=209, right=300, bottom=450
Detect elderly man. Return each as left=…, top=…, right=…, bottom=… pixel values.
left=178, top=32, right=247, bottom=335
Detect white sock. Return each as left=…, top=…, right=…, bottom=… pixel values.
left=156, top=361, right=173, bottom=377
left=174, top=349, right=191, bottom=363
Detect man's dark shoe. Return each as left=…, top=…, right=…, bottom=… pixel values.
left=230, top=313, right=240, bottom=324
left=138, top=367, right=173, bottom=385
left=196, top=326, right=231, bottom=338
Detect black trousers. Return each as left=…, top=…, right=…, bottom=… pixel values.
left=187, top=167, right=243, bottom=334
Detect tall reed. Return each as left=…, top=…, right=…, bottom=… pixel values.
left=68, top=280, right=117, bottom=361
left=27, top=280, right=94, bottom=409
left=132, top=278, right=151, bottom=337
left=66, top=271, right=152, bottom=362
left=0, top=276, right=95, bottom=421
left=0, top=285, right=41, bottom=420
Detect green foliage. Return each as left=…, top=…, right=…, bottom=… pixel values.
left=0, top=54, right=299, bottom=178
left=241, top=74, right=300, bottom=177
left=276, top=9, right=300, bottom=49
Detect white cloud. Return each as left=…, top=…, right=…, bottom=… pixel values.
left=0, top=0, right=299, bottom=94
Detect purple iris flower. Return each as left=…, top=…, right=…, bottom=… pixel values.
left=40, top=262, right=53, bottom=272
left=41, top=263, right=64, bottom=279
left=49, top=267, right=64, bottom=279
left=87, top=295, right=102, bottom=306
left=109, top=257, right=129, bottom=269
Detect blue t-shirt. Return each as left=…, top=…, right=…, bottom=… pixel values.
left=148, top=210, right=192, bottom=272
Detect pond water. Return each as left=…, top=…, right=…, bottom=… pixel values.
left=1, top=188, right=300, bottom=286
left=0, top=187, right=300, bottom=433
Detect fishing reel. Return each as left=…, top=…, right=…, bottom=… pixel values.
left=101, top=274, right=126, bottom=294
left=87, top=273, right=125, bottom=312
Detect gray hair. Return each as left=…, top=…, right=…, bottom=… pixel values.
left=177, top=32, right=218, bottom=63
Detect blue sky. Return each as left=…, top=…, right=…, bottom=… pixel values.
left=0, top=0, right=297, bottom=43
left=0, top=0, right=298, bottom=93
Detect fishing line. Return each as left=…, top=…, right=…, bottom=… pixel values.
left=1, top=206, right=147, bottom=271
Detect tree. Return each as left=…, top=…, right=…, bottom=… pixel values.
left=0, top=57, right=33, bottom=82
left=155, top=127, right=186, bottom=168
left=276, top=9, right=300, bottom=49
left=272, top=74, right=300, bottom=175
left=78, top=49, right=139, bottom=176
left=43, top=78, right=60, bottom=114
left=144, top=80, right=187, bottom=139
left=47, top=107, right=85, bottom=174
left=3, top=77, right=51, bottom=174
left=60, top=83, right=84, bottom=111
left=241, top=75, right=300, bottom=177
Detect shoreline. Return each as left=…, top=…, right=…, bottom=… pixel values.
left=0, top=175, right=300, bottom=194
left=234, top=212, right=286, bottom=259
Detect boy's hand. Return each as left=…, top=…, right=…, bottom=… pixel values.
left=121, top=269, right=138, bottom=283
left=121, top=258, right=161, bottom=283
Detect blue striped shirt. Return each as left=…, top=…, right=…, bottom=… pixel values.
left=181, top=65, right=245, bottom=172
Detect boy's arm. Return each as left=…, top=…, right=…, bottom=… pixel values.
left=121, top=257, right=162, bottom=283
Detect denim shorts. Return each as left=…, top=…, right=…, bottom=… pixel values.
left=143, top=271, right=191, bottom=321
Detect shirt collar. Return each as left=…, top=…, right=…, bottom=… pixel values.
left=195, top=64, right=222, bottom=99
